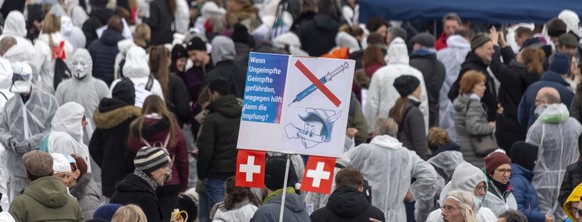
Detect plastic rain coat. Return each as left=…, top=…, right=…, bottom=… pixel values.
left=526, top=103, right=582, bottom=218
left=348, top=135, right=436, bottom=221
left=0, top=58, right=14, bottom=211
left=33, top=32, right=74, bottom=94
left=364, top=37, right=429, bottom=132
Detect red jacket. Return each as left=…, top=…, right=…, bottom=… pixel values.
left=435, top=32, right=449, bottom=51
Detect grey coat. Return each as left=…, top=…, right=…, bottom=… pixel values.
left=453, top=95, right=494, bottom=153
left=70, top=174, right=101, bottom=220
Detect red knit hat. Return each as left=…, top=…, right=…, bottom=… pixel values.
left=484, top=149, right=511, bottom=176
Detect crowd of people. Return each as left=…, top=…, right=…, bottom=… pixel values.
left=0, top=0, right=581, bottom=221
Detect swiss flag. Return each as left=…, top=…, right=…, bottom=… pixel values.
left=301, top=156, right=336, bottom=194
left=235, top=149, right=266, bottom=188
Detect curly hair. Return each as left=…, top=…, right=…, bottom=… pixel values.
left=428, top=127, right=450, bottom=151
left=223, top=177, right=261, bottom=210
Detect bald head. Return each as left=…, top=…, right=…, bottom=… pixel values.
left=535, top=87, right=561, bottom=107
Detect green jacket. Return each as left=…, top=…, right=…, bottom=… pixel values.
left=9, top=176, right=83, bottom=222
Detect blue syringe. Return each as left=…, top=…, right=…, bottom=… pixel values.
left=288, top=62, right=350, bottom=106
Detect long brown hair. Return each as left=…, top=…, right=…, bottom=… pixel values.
left=129, top=95, right=180, bottom=147
left=41, top=13, right=61, bottom=48
left=389, top=96, right=408, bottom=124
left=362, top=45, right=385, bottom=69
left=520, top=48, right=545, bottom=76
left=148, top=46, right=170, bottom=101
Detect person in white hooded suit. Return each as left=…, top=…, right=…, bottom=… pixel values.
left=0, top=62, right=58, bottom=206
left=0, top=58, right=14, bottom=211
left=364, top=37, right=429, bottom=133
left=0, top=11, right=38, bottom=78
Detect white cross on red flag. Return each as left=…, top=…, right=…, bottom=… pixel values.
left=236, top=149, right=266, bottom=188
left=301, top=156, right=336, bottom=194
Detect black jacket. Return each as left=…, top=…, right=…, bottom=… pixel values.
left=410, top=53, right=446, bottom=127
left=82, top=8, right=115, bottom=48
left=167, top=74, right=191, bottom=126
left=448, top=51, right=498, bottom=121
left=89, top=29, right=124, bottom=86
left=197, top=95, right=242, bottom=180
left=89, top=98, right=141, bottom=197
left=391, top=99, right=428, bottom=160
left=110, top=174, right=162, bottom=222
left=203, top=60, right=246, bottom=98
left=310, top=186, right=385, bottom=222
left=145, top=0, right=174, bottom=45
left=489, top=46, right=539, bottom=150
left=298, top=13, right=340, bottom=57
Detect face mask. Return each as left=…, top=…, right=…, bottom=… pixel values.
left=474, top=195, right=484, bottom=207
left=72, top=60, right=91, bottom=79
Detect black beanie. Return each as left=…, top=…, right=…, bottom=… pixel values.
left=510, top=141, right=538, bottom=171
left=393, top=75, right=420, bottom=97
left=171, top=44, right=188, bottom=60
left=231, top=23, right=255, bottom=47
left=264, top=156, right=298, bottom=191
left=187, top=37, right=207, bottom=51
left=112, top=78, right=135, bottom=105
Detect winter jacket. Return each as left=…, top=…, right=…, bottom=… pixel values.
left=410, top=51, right=446, bottom=127
left=145, top=0, right=174, bottom=45
left=310, top=185, right=385, bottom=222
left=435, top=32, right=448, bottom=51
left=9, top=176, right=83, bottom=222
left=571, top=85, right=582, bottom=122
left=490, top=46, right=540, bottom=150
left=34, top=32, right=74, bottom=94
left=167, top=74, right=191, bottom=126
left=113, top=39, right=136, bottom=80
left=211, top=199, right=258, bottom=222
left=82, top=8, right=115, bottom=48
left=448, top=51, right=498, bottom=121
left=251, top=190, right=310, bottom=222
left=526, top=103, right=582, bottom=217
left=70, top=174, right=102, bottom=221
left=205, top=37, right=246, bottom=98
left=348, top=135, right=437, bottom=221
left=510, top=163, right=545, bottom=222
left=518, top=71, right=574, bottom=128
left=127, top=117, right=189, bottom=191
left=364, top=38, right=429, bottom=132
left=391, top=99, right=428, bottom=159
left=437, top=35, right=471, bottom=141
left=298, top=13, right=340, bottom=56
left=482, top=179, right=518, bottom=217
left=560, top=161, right=582, bottom=210
left=347, top=95, right=368, bottom=146
left=563, top=183, right=582, bottom=221
left=89, top=98, right=141, bottom=197
left=110, top=173, right=163, bottom=222
left=89, top=28, right=124, bottom=86
left=453, top=95, right=494, bottom=158
left=184, top=62, right=214, bottom=105
left=197, top=95, right=241, bottom=180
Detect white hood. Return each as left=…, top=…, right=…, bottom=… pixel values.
left=559, top=9, right=581, bottom=37
left=3, top=11, right=26, bottom=38
left=386, top=37, right=409, bottom=65
left=123, top=46, right=150, bottom=78
left=51, top=102, right=85, bottom=141
left=369, top=135, right=404, bottom=150
left=445, top=35, right=471, bottom=49
left=117, top=38, right=136, bottom=55
left=0, top=58, right=13, bottom=91
left=439, top=161, right=487, bottom=205
left=335, top=31, right=361, bottom=53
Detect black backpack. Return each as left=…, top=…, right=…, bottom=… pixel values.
left=53, top=41, right=71, bottom=90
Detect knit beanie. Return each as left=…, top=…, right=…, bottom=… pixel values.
left=484, top=149, right=511, bottom=176
left=93, top=204, right=123, bottom=221
left=134, top=147, right=171, bottom=174
left=112, top=78, right=135, bottom=105
left=471, top=34, right=491, bottom=51
left=187, top=37, right=207, bottom=51
left=393, top=75, right=420, bottom=97
left=410, top=33, right=436, bottom=47
left=549, top=52, right=571, bottom=74
left=264, top=156, right=297, bottom=191
left=171, top=44, right=188, bottom=60
left=23, top=150, right=53, bottom=177
left=510, top=141, right=538, bottom=171
left=231, top=23, right=255, bottom=47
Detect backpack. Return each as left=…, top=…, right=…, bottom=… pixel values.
left=53, top=41, right=71, bottom=90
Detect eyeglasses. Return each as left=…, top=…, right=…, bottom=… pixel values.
left=496, top=168, right=512, bottom=174
left=475, top=184, right=486, bottom=191
left=441, top=205, right=459, bottom=213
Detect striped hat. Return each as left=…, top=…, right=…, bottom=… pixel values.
left=134, top=147, right=171, bottom=174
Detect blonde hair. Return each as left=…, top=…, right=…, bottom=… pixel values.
left=428, top=127, right=450, bottom=149
left=445, top=190, right=479, bottom=222
left=111, top=204, right=147, bottom=222
left=133, top=24, right=151, bottom=48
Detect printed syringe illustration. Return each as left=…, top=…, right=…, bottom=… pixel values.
left=288, top=62, right=350, bottom=106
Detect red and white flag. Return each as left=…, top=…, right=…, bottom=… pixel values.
left=235, top=149, right=266, bottom=188
left=301, top=156, right=336, bottom=194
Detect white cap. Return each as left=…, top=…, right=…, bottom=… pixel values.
left=51, top=153, right=72, bottom=173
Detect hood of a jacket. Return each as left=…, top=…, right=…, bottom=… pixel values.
left=536, top=103, right=570, bottom=124
left=117, top=39, right=136, bottom=55
left=24, top=176, right=70, bottom=208
left=541, top=71, right=570, bottom=86
left=386, top=37, right=409, bottom=65
left=370, top=135, right=404, bottom=150
left=273, top=32, right=302, bottom=48
left=510, top=163, right=533, bottom=181
left=211, top=36, right=236, bottom=66
left=326, top=185, right=370, bottom=217
left=453, top=95, right=472, bottom=113
left=564, top=183, right=582, bottom=220
left=428, top=151, right=464, bottom=179
left=446, top=35, right=470, bottom=49
left=4, top=11, right=26, bottom=37
left=123, top=47, right=150, bottom=78
left=313, top=13, right=340, bottom=32
left=2, top=44, right=37, bottom=74
left=52, top=102, right=85, bottom=141
left=559, top=10, right=582, bottom=37
left=132, top=116, right=171, bottom=139
left=0, top=58, right=13, bottom=91
left=439, top=161, right=487, bottom=205
left=208, top=95, right=242, bottom=118
left=432, top=141, right=461, bottom=156
left=94, top=98, right=141, bottom=129
left=268, top=194, right=306, bottom=213
left=100, top=28, right=124, bottom=45
left=335, top=31, right=361, bottom=53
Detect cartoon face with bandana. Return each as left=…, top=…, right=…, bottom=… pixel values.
left=285, top=108, right=341, bottom=149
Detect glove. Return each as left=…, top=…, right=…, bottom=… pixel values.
left=14, top=134, right=44, bottom=154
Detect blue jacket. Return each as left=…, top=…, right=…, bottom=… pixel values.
left=517, top=71, right=574, bottom=128
left=509, top=163, right=545, bottom=222
left=88, top=28, right=124, bottom=86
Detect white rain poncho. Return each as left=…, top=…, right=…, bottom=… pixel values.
left=526, top=103, right=582, bottom=219
left=364, top=37, right=429, bottom=132
left=0, top=87, right=58, bottom=206
left=0, top=11, right=38, bottom=77
left=55, top=49, right=108, bottom=139
left=426, top=161, right=498, bottom=222
left=427, top=150, right=466, bottom=207
left=113, top=39, right=136, bottom=79
left=0, top=58, right=14, bottom=211
left=348, top=135, right=436, bottom=221
left=42, top=102, right=92, bottom=173
left=436, top=35, right=470, bottom=141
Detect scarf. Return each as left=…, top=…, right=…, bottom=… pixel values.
left=134, top=169, right=158, bottom=190
left=262, top=187, right=296, bottom=205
